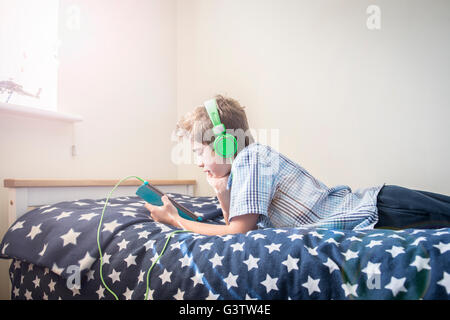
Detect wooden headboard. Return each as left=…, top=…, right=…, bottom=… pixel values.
left=3, top=179, right=196, bottom=227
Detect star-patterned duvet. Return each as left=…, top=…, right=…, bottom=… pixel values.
left=1, top=193, right=449, bottom=300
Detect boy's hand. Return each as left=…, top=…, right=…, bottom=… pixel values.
left=206, top=173, right=230, bottom=194
left=144, top=195, right=178, bottom=226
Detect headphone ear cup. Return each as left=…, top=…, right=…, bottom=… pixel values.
left=214, top=134, right=237, bottom=158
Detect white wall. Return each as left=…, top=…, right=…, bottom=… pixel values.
left=176, top=0, right=450, bottom=196
left=0, top=0, right=178, bottom=299
left=1, top=0, right=449, bottom=299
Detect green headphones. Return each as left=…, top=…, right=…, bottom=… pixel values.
left=204, top=98, right=237, bottom=158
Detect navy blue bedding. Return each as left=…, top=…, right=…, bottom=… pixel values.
left=1, top=193, right=449, bottom=300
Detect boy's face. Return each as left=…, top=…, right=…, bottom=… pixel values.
left=192, top=141, right=231, bottom=178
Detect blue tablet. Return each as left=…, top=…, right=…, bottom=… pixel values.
left=136, top=182, right=203, bottom=222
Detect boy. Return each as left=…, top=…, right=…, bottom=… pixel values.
left=145, top=95, right=450, bottom=235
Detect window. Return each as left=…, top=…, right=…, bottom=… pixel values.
left=0, top=0, right=59, bottom=111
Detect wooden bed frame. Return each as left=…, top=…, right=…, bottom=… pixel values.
left=3, top=179, right=196, bottom=228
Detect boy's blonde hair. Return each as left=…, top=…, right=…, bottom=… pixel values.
left=175, top=94, right=254, bottom=156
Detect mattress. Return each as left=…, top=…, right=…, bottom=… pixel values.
left=1, top=193, right=449, bottom=300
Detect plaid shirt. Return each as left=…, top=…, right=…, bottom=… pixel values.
left=226, top=142, right=384, bottom=230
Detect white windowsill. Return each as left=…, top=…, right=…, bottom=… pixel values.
left=0, top=102, right=83, bottom=123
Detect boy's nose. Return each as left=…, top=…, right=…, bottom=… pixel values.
left=196, top=159, right=204, bottom=167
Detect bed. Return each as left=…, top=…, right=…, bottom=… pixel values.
left=1, top=179, right=449, bottom=300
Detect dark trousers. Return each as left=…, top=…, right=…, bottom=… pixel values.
left=375, top=185, right=450, bottom=229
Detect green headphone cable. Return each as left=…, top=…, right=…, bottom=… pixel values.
left=96, top=175, right=190, bottom=300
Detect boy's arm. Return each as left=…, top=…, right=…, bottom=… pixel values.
left=144, top=194, right=259, bottom=236
left=174, top=213, right=258, bottom=236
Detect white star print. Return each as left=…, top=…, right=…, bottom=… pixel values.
left=281, top=254, right=299, bottom=272
left=437, top=272, right=450, bottom=295
left=243, top=254, right=260, bottom=271
left=305, top=246, right=318, bottom=256
left=24, top=289, right=32, bottom=300
left=251, top=233, right=266, bottom=240
left=70, top=285, right=81, bottom=296
left=386, top=246, right=405, bottom=258
left=79, top=212, right=98, bottom=221
left=26, top=223, right=42, bottom=240
left=124, top=253, right=137, bottom=268
left=121, top=211, right=138, bottom=217
left=179, top=254, right=192, bottom=268
left=38, top=243, right=48, bottom=256
left=223, top=272, right=239, bottom=289
left=96, top=286, right=105, bottom=299
left=411, top=237, right=427, bottom=246
left=323, top=258, right=339, bottom=274
left=51, top=263, right=64, bottom=276
left=102, top=253, right=111, bottom=264
left=310, top=231, right=323, bottom=239
left=221, top=235, right=234, bottom=241
left=366, top=240, right=383, bottom=248
left=433, top=242, right=450, bottom=254
left=173, top=288, right=185, bottom=300
left=347, top=236, right=362, bottom=242
left=60, top=228, right=81, bottom=247
left=170, top=241, right=182, bottom=250
left=54, top=211, right=72, bottom=221
left=409, top=256, right=431, bottom=272
left=78, top=252, right=96, bottom=271
left=1, top=243, right=9, bottom=255
left=199, top=242, right=213, bottom=251
left=48, top=279, right=56, bottom=292
left=137, top=270, right=145, bottom=283
left=261, top=274, right=279, bottom=293
left=41, top=207, right=58, bottom=214
left=10, top=220, right=25, bottom=231
left=137, top=230, right=151, bottom=239
left=191, top=272, right=204, bottom=287
left=287, top=233, right=303, bottom=241
left=87, top=269, right=95, bottom=281
left=123, top=287, right=134, bottom=300
left=230, top=242, right=244, bottom=252
left=32, top=275, right=40, bottom=288
left=103, top=220, right=121, bottom=233
left=325, top=238, right=339, bottom=246
left=341, top=282, right=358, bottom=298
left=117, top=238, right=129, bottom=251
left=302, top=276, right=321, bottom=296
left=159, top=269, right=172, bottom=285
left=209, top=253, right=224, bottom=268
left=385, top=276, right=407, bottom=297
left=73, top=201, right=89, bottom=206
left=388, top=234, right=405, bottom=240
left=361, top=261, right=381, bottom=279
left=265, top=243, right=281, bottom=253
left=144, top=239, right=156, bottom=250
left=109, top=269, right=121, bottom=283
left=342, top=249, right=359, bottom=261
